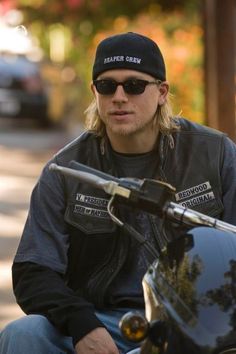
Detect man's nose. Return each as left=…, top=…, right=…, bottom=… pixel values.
left=112, top=84, right=128, bottom=102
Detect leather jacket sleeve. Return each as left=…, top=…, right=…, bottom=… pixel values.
left=12, top=261, right=105, bottom=346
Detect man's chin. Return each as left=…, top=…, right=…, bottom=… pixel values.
left=106, top=122, right=138, bottom=136
left=108, top=127, right=136, bottom=137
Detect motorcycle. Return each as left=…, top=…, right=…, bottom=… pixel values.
left=50, top=161, right=236, bottom=354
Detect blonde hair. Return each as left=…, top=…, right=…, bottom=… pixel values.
left=84, top=95, right=179, bottom=137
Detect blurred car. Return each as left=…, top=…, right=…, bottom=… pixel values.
left=0, top=53, right=49, bottom=126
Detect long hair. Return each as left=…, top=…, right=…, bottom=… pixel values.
left=84, top=95, right=179, bottom=137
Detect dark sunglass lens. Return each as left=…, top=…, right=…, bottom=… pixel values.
left=124, top=80, right=147, bottom=94
left=95, top=80, right=116, bottom=94
left=94, top=79, right=150, bottom=95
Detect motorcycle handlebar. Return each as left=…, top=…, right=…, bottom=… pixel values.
left=49, top=162, right=236, bottom=234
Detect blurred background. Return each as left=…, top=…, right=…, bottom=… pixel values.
left=0, top=0, right=205, bottom=129
left=0, top=0, right=235, bottom=329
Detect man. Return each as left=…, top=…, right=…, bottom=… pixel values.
left=0, top=32, right=236, bottom=354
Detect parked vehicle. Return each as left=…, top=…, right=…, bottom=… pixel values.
left=0, top=53, right=49, bottom=125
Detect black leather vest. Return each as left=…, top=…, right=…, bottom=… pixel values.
left=54, top=118, right=225, bottom=307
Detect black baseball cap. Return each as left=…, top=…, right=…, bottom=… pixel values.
left=92, top=32, right=166, bottom=81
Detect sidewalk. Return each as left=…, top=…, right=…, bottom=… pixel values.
left=0, top=125, right=78, bottom=330
left=0, top=146, right=47, bottom=329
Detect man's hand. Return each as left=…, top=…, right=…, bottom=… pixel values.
left=75, top=327, right=120, bottom=354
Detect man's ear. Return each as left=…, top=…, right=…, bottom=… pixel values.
left=158, top=81, right=169, bottom=106
left=91, top=82, right=96, bottom=95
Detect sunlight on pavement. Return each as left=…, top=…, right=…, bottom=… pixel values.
left=0, top=261, right=24, bottom=329
left=0, top=175, right=37, bottom=202
left=0, top=175, right=32, bottom=238
left=0, top=261, right=12, bottom=289
left=0, top=175, right=35, bottom=197
left=1, top=150, right=49, bottom=178
left=0, top=212, right=27, bottom=238
left=0, top=126, right=74, bottom=330
left=0, top=304, right=23, bottom=318
left=0, top=304, right=24, bottom=329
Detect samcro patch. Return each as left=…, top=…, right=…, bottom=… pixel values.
left=74, top=193, right=110, bottom=218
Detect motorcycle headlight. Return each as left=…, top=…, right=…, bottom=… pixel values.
left=119, top=311, right=149, bottom=343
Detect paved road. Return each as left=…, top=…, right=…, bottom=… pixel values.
left=0, top=119, right=81, bottom=329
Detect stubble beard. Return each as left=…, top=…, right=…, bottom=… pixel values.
left=106, top=113, right=157, bottom=137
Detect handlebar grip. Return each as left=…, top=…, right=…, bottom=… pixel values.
left=69, top=160, right=119, bottom=183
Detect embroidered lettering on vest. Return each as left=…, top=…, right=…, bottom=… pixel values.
left=74, top=205, right=109, bottom=218
left=76, top=193, right=108, bottom=207
left=74, top=193, right=110, bottom=219
left=175, top=181, right=212, bottom=201
left=179, top=192, right=215, bottom=208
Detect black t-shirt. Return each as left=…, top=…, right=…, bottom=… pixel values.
left=108, top=149, right=160, bottom=306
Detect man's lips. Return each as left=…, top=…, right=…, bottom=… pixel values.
left=108, top=111, right=134, bottom=122
left=109, top=110, right=133, bottom=116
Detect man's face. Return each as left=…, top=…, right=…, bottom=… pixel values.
left=91, top=69, right=169, bottom=139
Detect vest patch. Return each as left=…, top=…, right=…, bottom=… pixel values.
left=175, top=181, right=212, bottom=201
left=74, top=193, right=110, bottom=219
left=76, top=193, right=108, bottom=207
left=179, top=191, right=215, bottom=208
left=74, top=205, right=109, bottom=218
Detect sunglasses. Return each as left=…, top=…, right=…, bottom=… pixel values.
left=93, top=78, right=161, bottom=95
